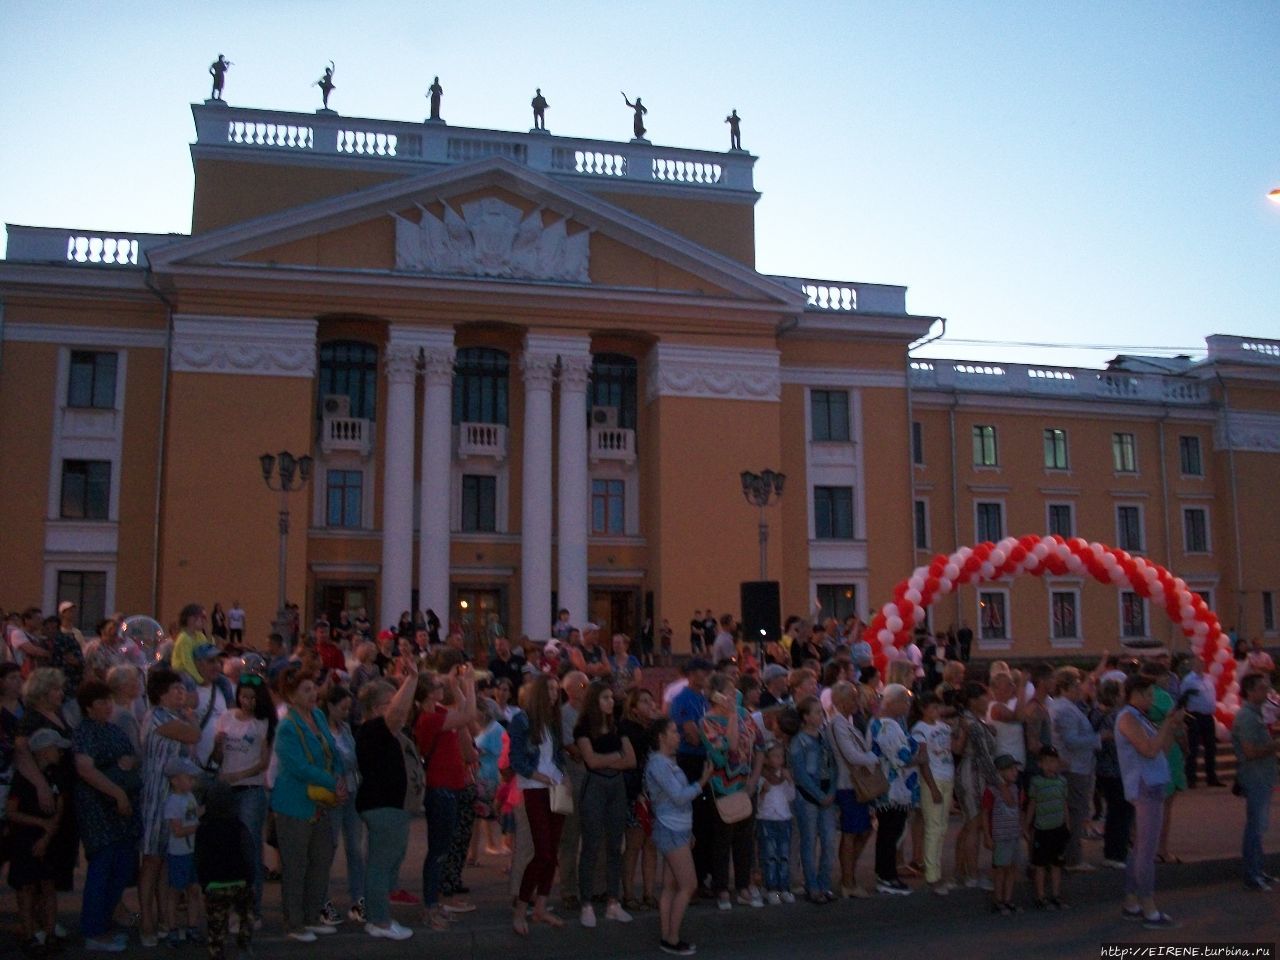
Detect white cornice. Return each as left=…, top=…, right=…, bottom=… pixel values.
left=3, top=323, right=167, bottom=348
left=1215, top=408, right=1280, bottom=453
left=644, top=342, right=780, bottom=403
left=781, top=366, right=906, bottom=389
left=171, top=315, right=317, bottom=377
left=911, top=391, right=1217, bottom=422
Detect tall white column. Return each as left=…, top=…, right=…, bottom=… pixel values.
left=520, top=347, right=557, bottom=639
left=557, top=348, right=592, bottom=630
left=379, top=343, right=418, bottom=628
left=417, top=333, right=456, bottom=627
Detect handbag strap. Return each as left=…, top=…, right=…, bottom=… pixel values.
left=291, top=710, right=334, bottom=775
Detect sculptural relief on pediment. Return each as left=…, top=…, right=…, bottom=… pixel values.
left=393, top=197, right=590, bottom=282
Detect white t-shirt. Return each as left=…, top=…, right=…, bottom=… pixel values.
left=987, top=698, right=1027, bottom=765
left=756, top=776, right=795, bottom=821
left=910, top=719, right=955, bottom=783
left=227, top=607, right=246, bottom=631
left=165, top=790, right=199, bottom=856
left=516, top=735, right=564, bottom=791
left=215, top=711, right=268, bottom=786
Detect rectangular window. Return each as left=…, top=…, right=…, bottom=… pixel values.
left=972, top=425, right=998, bottom=466
left=60, top=460, right=110, bottom=520
left=914, top=500, right=929, bottom=550
left=67, top=350, right=118, bottom=409
left=1121, top=591, right=1147, bottom=638
left=461, top=474, right=497, bottom=533
left=1117, top=505, right=1143, bottom=552
left=814, top=486, right=854, bottom=539
left=1264, top=591, right=1276, bottom=632
left=976, top=501, right=1004, bottom=543
left=979, top=592, right=1007, bottom=640
left=591, top=478, right=625, bottom=535
left=810, top=390, right=850, bottom=442
left=1183, top=507, right=1208, bottom=553
left=816, top=584, right=858, bottom=623
left=1047, top=503, right=1074, bottom=538
left=1178, top=435, right=1203, bottom=477
left=56, top=571, right=106, bottom=632
left=1043, top=428, right=1069, bottom=470
left=912, top=421, right=924, bottom=466
left=1113, top=432, right=1137, bottom=473
left=1051, top=591, right=1079, bottom=640
left=325, top=470, right=363, bottom=528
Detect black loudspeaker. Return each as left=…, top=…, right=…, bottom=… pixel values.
left=740, top=581, right=781, bottom=644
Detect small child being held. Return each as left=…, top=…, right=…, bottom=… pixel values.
left=1024, top=745, right=1070, bottom=909
left=756, top=740, right=796, bottom=904
left=164, top=757, right=206, bottom=946
left=196, top=783, right=255, bottom=960
left=982, top=753, right=1023, bottom=914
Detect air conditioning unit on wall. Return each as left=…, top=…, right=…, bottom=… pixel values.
left=322, top=394, right=351, bottom=418
left=590, top=406, right=619, bottom=428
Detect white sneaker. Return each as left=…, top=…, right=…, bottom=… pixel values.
left=305, top=924, right=338, bottom=935
left=365, top=921, right=413, bottom=941
left=766, top=891, right=782, bottom=905
left=288, top=930, right=318, bottom=943
left=977, top=876, right=995, bottom=891
left=580, top=904, right=597, bottom=928
left=605, top=902, right=633, bottom=923
left=717, top=896, right=732, bottom=911
left=749, top=891, right=764, bottom=908
left=779, top=891, right=796, bottom=904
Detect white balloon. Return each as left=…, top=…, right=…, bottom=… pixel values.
left=1173, top=577, right=1187, bottom=592
left=1209, top=662, right=1223, bottom=676
left=912, top=606, right=926, bottom=624
left=886, top=616, right=904, bottom=634
left=1056, top=544, right=1072, bottom=560
left=1193, top=621, right=1209, bottom=637
left=1024, top=554, right=1040, bottom=571
left=1214, top=646, right=1230, bottom=662
left=990, top=549, right=1007, bottom=566
left=877, top=629, right=893, bottom=644
left=957, top=546, right=973, bottom=560
left=1180, top=605, right=1195, bottom=622
left=905, top=589, right=922, bottom=605
left=908, top=576, right=925, bottom=592
left=980, top=562, right=996, bottom=579
left=1032, top=543, right=1050, bottom=560
left=1091, top=542, right=1106, bottom=557
left=944, top=563, right=960, bottom=580
left=1108, top=567, right=1125, bottom=583
left=883, top=603, right=900, bottom=619
left=937, top=578, right=953, bottom=595
left=1065, top=555, right=1083, bottom=572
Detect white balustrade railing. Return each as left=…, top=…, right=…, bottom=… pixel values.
left=4, top=225, right=173, bottom=266
left=189, top=104, right=756, bottom=193
left=908, top=359, right=1208, bottom=405
left=1207, top=334, right=1280, bottom=366
left=590, top=426, right=635, bottom=463
left=457, top=422, right=508, bottom=460
left=321, top=416, right=371, bottom=456
left=772, top=276, right=909, bottom=315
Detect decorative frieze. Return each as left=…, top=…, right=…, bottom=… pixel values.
left=645, top=343, right=780, bottom=403
left=1215, top=409, right=1280, bottom=453
left=171, top=316, right=316, bottom=377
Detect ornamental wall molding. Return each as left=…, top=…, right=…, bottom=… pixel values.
left=4, top=323, right=168, bottom=349
left=171, top=316, right=317, bottom=377
left=1215, top=409, right=1280, bottom=453
left=644, top=343, right=781, bottom=403
left=393, top=196, right=590, bottom=283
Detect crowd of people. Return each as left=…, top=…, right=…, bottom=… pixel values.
left=0, top=600, right=1276, bottom=958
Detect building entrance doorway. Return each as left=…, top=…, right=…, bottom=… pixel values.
left=317, top=581, right=375, bottom=633
left=452, top=586, right=506, bottom=663
left=590, top=587, right=640, bottom=640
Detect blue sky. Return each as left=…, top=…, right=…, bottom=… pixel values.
left=2, top=1, right=1278, bottom=366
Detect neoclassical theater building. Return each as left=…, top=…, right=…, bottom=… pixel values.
left=2, top=99, right=1278, bottom=657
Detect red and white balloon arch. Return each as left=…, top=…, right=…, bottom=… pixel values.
left=862, top=535, right=1240, bottom=728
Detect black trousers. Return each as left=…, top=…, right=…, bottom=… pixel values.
left=678, top=753, right=714, bottom=889
left=1098, top=774, right=1132, bottom=863
left=710, top=809, right=755, bottom=895
left=1184, top=712, right=1218, bottom=785
left=874, top=806, right=908, bottom=881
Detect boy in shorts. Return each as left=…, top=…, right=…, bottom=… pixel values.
left=1024, top=745, right=1070, bottom=909
left=164, top=757, right=206, bottom=945
left=982, top=753, right=1023, bottom=914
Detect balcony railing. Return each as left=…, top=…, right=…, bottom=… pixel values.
left=1207, top=334, right=1280, bottom=366
left=768, top=275, right=908, bottom=315
left=457, top=422, right=508, bottom=460
left=590, top=426, right=636, bottom=464
left=320, top=416, right=372, bottom=457
left=909, top=360, right=1209, bottom=405
left=4, top=225, right=177, bottom=266
left=191, top=103, right=757, bottom=195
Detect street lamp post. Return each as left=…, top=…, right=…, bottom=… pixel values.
left=740, top=469, right=786, bottom=580
left=259, top=450, right=313, bottom=645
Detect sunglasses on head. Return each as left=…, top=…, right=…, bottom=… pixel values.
left=240, top=674, right=264, bottom=686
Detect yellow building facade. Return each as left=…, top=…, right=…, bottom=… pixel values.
left=2, top=100, right=1278, bottom=657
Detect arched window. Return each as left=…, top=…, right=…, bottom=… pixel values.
left=453, top=347, right=509, bottom=425
left=590, top=353, right=638, bottom=430
left=318, top=341, right=378, bottom=420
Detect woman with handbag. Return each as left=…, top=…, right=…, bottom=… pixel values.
left=574, top=680, right=636, bottom=927
left=868, top=683, right=921, bottom=895
left=271, top=666, right=346, bottom=943
left=829, top=681, right=881, bottom=898
left=700, top=672, right=763, bottom=910
left=508, top=673, right=567, bottom=936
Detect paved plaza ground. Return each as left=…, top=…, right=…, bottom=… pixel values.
left=7, top=780, right=1277, bottom=960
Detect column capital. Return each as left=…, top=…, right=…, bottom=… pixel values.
left=559, top=353, right=592, bottom=393
left=422, top=345, right=457, bottom=387
left=521, top=351, right=558, bottom=390
left=385, top=344, right=419, bottom=384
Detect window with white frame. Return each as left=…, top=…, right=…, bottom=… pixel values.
left=1116, top=505, right=1143, bottom=552
left=1051, top=590, right=1080, bottom=640
left=1112, top=432, right=1137, bottom=473
left=1183, top=507, right=1209, bottom=553
left=1043, top=428, right=1069, bottom=470
left=972, top=425, right=998, bottom=467
left=1121, top=591, right=1147, bottom=638
left=325, top=469, right=363, bottom=528
left=591, top=478, right=625, bottom=535
left=461, top=474, right=498, bottom=533
left=810, top=390, right=850, bottom=442
left=912, top=421, right=924, bottom=466
left=914, top=499, right=929, bottom=550
left=979, top=591, right=1007, bottom=640
left=816, top=584, right=858, bottom=623
left=976, top=501, right=1004, bottom=543
left=1178, top=435, right=1203, bottom=477
left=60, top=460, right=111, bottom=520
left=57, top=570, right=106, bottom=632
left=67, top=351, right=118, bottom=409
left=814, top=486, right=855, bottom=539
left=1047, top=503, right=1074, bottom=539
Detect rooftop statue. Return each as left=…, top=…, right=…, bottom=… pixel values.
left=725, top=109, right=742, bottom=151
left=208, top=54, right=232, bottom=101
left=531, top=88, right=549, bottom=131
left=621, top=92, right=648, bottom=141
left=427, top=76, right=444, bottom=122
left=314, top=61, right=336, bottom=111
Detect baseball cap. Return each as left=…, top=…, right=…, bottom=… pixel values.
left=994, top=754, right=1020, bottom=771
left=28, top=728, right=71, bottom=752
left=763, top=664, right=788, bottom=683
left=193, top=643, right=223, bottom=662
left=57, top=601, right=76, bottom=615
left=582, top=622, right=600, bottom=633
left=165, top=757, right=202, bottom=779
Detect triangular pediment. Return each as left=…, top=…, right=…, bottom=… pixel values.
left=148, top=157, right=800, bottom=305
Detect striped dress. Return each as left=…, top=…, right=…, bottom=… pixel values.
left=139, top=707, right=190, bottom=856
